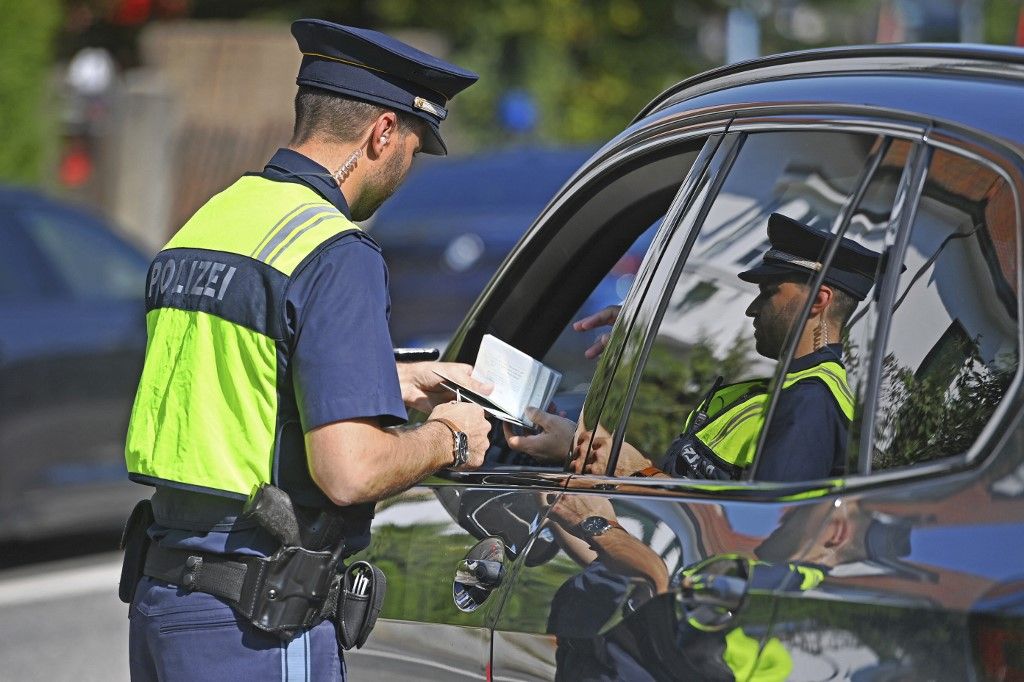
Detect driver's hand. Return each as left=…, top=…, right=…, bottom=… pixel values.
left=503, top=408, right=575, bottom=463
left=572, top=304, right=622, bottom=359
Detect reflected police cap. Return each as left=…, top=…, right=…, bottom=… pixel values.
left=738, top=213, right=883, bottom=301
left=291, top=19, right=479, bottom=155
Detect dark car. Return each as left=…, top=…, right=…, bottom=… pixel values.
left=370, top=146, right=598, bottom=349
left=0, top=187, right=148, bottom=541
left=344, top=44, right=1024, bottom=681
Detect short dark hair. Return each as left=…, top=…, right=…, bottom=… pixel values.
left=771, top=274, right=859, bottom=330
left=290, top=85, right=423, bottom=145
left=827, top=286, right=859, bottom=329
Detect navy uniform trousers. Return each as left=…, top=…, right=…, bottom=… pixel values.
left=129, top=577, right=345, bottom=681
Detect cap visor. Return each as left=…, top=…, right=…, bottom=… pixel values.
left=421, top=121, right=447, bottom=155
left=737, top=263, right=799, bottom=283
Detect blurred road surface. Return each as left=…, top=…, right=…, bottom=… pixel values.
left=0, top=549, right=127, bottom=681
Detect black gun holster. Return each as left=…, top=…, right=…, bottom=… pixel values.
left=139, top=542, right=338, bottom=639
left=119, top=491, right=386, bottom=646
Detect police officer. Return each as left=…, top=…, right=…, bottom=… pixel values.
left=121, top=20, right=490, bottom=681
left=651, top=212, right=880, bottom=481
left=510, top=213, right=882, bottom=482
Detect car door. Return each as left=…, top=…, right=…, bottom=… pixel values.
left=490, top=120, right=924, bottom=680
left=760, top=129, right=1024, bottom=680
left=344, top=126, right=711, bottom=679
left=0, top=197, right=148, bottom=539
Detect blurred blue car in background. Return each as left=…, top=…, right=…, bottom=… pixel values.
left=0, top=186, right=148, bottom=540
left=371, top=146, right=615, bottom=349
left=370, top=146, right=652, bottom=398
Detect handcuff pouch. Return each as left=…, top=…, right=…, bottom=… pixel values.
left=336, top=560, right=387, bottom=650
left=119, top=498, right=154, bottom=604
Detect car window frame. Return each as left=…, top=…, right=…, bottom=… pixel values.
left=436, top=117, right=733, bottom=482
left=585, top=116, right=940, bottom=492
left=587, top=132, right=743, bottom=475
left=850, top=127, right=1024, bottom=480
left=587, top=115, right=1024, bottom=493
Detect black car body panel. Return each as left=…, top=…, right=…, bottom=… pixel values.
left=346, top=45, right=1024, bottom=681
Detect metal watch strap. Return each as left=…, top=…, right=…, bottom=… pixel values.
left=427, top=418, right=466, bottom=467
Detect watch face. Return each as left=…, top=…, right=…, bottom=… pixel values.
left=580, top=516, right=613, bottom=537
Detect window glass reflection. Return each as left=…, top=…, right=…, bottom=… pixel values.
left=615, top=131, right=892, bottom=481
left=867, top=149, right=1019, bottom=470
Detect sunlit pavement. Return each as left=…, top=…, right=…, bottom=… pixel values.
left=0, top=550, right=127, bottom=681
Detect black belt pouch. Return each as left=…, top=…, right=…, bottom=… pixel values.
left=336, top=561, right=387, bottom=650
left=119, top=499, right=154, bottom=604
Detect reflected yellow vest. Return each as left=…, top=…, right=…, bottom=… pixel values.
left=683, top=362, right=854, bottom=475
left=125, top=176, right=360, bottom=499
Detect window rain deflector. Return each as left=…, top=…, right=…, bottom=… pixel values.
left=605, top=132, right=745, bottom=477
left=746, top=136, right=895, bottom=481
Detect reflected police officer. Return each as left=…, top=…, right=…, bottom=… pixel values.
left=121, top=20, right=490, bottom=681
left=512, top=213, right=883, bottom=482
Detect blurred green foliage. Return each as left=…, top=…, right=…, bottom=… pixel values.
left=873, top=337, right=1015, bottom=470
left=621, top=334, right=755, bottom=456
left=371, top=0, right=719, bottom=146
left=0, top=0, right=61, bottom=183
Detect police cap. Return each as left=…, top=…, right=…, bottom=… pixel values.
left=291, top=19, right=479, bottom=155
left=738, top=213, right=883, bottom=301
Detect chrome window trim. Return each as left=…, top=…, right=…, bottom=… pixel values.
left=601, top=134, right=743, bottom=477
left=856, top=140, right=934, bottom=476
left=577, top=133, right=732, bottom=465
left=848, top=129, right=1024, bottom=478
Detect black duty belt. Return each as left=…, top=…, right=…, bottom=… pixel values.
left=144, top=544, right=265, bottom=609
left=143, top=543, right=341, bottom=631
left=121, top=493, right=386, bottom=648
left=139, top=541, right=385, bottom=649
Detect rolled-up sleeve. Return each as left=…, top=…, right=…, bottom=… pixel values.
left=286, top=234, right=407, bottom=431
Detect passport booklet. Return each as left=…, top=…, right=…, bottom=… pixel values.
left=435, top=334, right=562, bottom=429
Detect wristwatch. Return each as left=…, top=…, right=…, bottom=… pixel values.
left=428, top=418, right=469, bottom=468
left=576, top=515, right=623, bottom=540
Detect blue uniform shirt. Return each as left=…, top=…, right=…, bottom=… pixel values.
left=757, top=344, right=849, bottom=481
left=150, top=148, right=407, bottom=556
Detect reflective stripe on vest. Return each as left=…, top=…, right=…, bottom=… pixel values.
left=125, top=176, right=360, bottom=498
left=691, top=361, right=854, bottom=471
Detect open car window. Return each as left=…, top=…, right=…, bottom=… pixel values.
left=475, top=137, right=708, bottom=469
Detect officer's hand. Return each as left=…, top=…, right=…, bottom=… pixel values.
left=572, top=305, right=622, bottom=359
left=503, top=408, right=575, bottom=463
left=428, top=401, right=491, bottom=469
left=398, top=361, right=493, bottom=413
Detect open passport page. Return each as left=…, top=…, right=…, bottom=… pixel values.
left=435, top=334, right=562, bottom=429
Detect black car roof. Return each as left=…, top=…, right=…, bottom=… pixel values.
left=634, top=42, right=1024, bottom=123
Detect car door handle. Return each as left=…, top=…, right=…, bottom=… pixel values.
left=674, top=555, right=751, bottom=631
left=456, top=559, right=505, bottom=588
left=680, top=573, right=747, bottom=611
left=453, top=537, right=507, bottom=613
